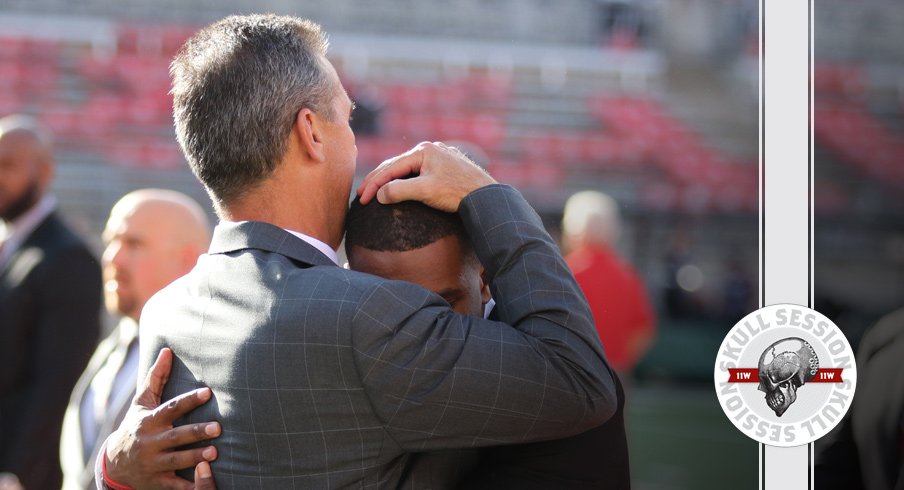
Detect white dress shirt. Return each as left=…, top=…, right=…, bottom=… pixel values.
left=220, top=220, right=339, bottom=266
left=0, top=194, right=56, bottom=267
left=79, top=318, right=139, bottom=460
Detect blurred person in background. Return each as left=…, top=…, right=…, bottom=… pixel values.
left=562, top=190, right=656, bottom=380
left=346, top=83, right=384, bottom=137
left=59, top=189, right=211, bottom=490
left=0, top=115, right=103, bottom=490
left=814, top=306, right=904, bottom=490
left=721, top=258, right=754, bottom=324
left=661, top=230, right=707, bottom=321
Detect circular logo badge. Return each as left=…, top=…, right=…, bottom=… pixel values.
left=713, top=304, right=857, bottom=447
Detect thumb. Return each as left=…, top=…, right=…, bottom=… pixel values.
left=376, top=177, right=424, bottom=205
left=137, top=348, right=173, bottom=408
left=193, top=461, right=217, bottom=490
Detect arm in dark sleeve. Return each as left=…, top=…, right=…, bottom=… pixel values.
left=814, top=412, right=863, bottom=490
left=7, top=245, right=102, bottom=486
left=814, top=308, right=904, bottom=490
left=353, top=185, right=616, bottom=452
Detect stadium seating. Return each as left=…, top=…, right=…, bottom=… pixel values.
left=813, top=63, right=904, bottom=187
left=1, top=21, right=760, bottom=213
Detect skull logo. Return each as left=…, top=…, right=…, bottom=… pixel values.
left=757, top=337, right=819, bottom=417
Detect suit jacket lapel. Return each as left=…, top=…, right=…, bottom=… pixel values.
left=91, top=338, right=138, bottom=477
left=67, top=323, right=140, bottom=488
left=209, top=221, right=337, bottom=267
left=60, top=324, right=121, bottom=480
left=0, top=212, right=56, bottom=278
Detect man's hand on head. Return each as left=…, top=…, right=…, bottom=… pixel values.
left=357, top=141, right=497, bottom=212
left=103, top=348, right=220, bottom=490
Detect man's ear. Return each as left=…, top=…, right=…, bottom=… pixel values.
left=37, top=155, right=55, bottom=193
left=479, top=266, right=492, bottom=305
left=295, top=108, right=325, bottom=162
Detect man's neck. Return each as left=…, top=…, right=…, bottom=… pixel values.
left=221, top=185, right=339, bottom=250
left=1, top=194, right=55, bottom=241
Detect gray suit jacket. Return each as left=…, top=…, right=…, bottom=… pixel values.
left=137, top=185, right=615, bottom=489
left=61, top=319, right=138, bottom=490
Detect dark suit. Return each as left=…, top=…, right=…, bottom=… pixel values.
left=815, top=307, right=904, bottom=490
left=137, top=185, right=616, bottom=488
left=459, top=306, right=631, bottom=489
left=0, top=211, right=103, bottom=490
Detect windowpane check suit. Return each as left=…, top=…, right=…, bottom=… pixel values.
left=136, top=185, right=617, bottom=488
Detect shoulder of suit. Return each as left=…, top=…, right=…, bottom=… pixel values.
left=857, top=307, right=904, bottom=361
left=27, top=212, right=95, bottom=256
left=288, top=265, right=435, bottom=309
left=8, top=219, right=99, bottom=283
left=305, top=264, right=387, bottom=292
left=164, top=254, right=393, bottom=301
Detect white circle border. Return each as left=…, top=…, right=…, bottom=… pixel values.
left=713, top=303, right=858, bottom=447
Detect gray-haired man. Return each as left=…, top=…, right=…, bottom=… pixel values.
left=99, top=14, right=616, bottom=489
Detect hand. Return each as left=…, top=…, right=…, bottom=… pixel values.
left=104, top=348, right=221, bottom=490
left=357, top=141, right=497, bottom=212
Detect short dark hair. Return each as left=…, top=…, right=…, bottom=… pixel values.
left=170, top=14, right=334, bottom=212
left=345, top=196, right=471, bottom=253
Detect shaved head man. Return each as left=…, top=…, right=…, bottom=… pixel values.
left=101, top=189, right=212, bottom=322
left=60, top=189, right=211, bottom=490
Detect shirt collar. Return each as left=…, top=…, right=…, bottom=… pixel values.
left=119, top=316, right=139, bottom=344
left=218, top=220, right=339, bottom=266
left=282, top=228, right=340, bottom=266
left=483, top=298, right=496, bottom=319
left=0, top=194, right=56, bottom=252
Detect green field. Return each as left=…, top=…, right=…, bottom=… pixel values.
left=626, top=319, right=758, bottom=490
left=627, top=384, right=757, bottom=490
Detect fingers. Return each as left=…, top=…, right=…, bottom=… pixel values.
left=160, top=421, right=222, bottom=449
left=356, top=141, right=496, bottom=211
left=357, top=143, right=427, bottom=203
left=137, top=348, right=174, bottom=407
left=153, top=475, right=196, bottom=490
left=153, top=387, right=214, bottom=425
left=374, top=177, right=424, bottom=205
left=103, top=416, right=219, bottom=490
left=193, top=461, right=217, bottom=490
left=155, top=444, right=218, bottom=473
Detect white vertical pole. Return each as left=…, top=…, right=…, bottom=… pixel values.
left=760, top=0, right=813, bottom=488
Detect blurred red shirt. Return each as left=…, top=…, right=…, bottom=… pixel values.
left=566, top=244, right=655, bottom=375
